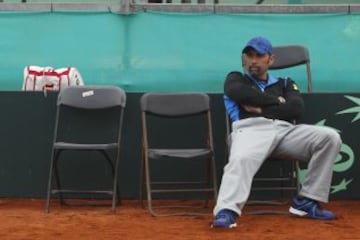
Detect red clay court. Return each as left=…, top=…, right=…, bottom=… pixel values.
left=1, top=199, right=359, bottom=240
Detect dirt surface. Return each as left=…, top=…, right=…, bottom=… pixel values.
left=0, top=199, right=359, bottom=240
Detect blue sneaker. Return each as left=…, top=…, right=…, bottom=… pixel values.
left=211, top=209, right=237, bottom=228
left=289, top=197, right=336, bottom=220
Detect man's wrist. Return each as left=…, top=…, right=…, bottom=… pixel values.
left=278, top=96, right=286, bottom=104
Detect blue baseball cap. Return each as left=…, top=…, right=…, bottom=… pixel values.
left=242, top=37, right=273, bottom=55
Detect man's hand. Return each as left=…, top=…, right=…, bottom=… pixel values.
left=242, top=105, right=262, bottom=114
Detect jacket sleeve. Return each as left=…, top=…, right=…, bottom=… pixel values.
left=224, top=71, right=280, bottom=107
left=261, top=78, right=305, bottom=121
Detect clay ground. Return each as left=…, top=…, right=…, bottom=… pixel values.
left=0, top=199, right=359, bottom=240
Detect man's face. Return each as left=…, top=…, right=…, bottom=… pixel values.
left=242, top=48, right=274, bottom=80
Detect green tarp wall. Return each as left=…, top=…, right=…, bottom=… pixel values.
left=0, top=11, right=360, bottom=93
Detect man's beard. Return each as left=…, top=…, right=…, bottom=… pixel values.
left=248, top=66, right=262, bottom=78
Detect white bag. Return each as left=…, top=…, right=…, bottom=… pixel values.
left=22, top=66, right=84, bottom=91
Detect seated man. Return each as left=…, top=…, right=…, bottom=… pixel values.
left=212, top=36, right=342, bottom=228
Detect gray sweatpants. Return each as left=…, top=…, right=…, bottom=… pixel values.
left=213, top=117, right=342, bottom=216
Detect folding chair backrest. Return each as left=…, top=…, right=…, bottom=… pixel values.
left=140, top=93, right=210, bottom=117
left=54, top=86, right=126, bottom=144
left=270, top=45, right=312, bottom=92
left=270, top=45, right=309, bottom=69
left=58, top=86, right=126, bottom=109
left=141, top=93, right=212, bottom=150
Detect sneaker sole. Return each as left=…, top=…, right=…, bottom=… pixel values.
left=289, top=206, right=308, bottom=217
left=289, top=206, right=336, bottom=220
left=289, top=207, right=308, bottom=217
left=211, top=222, right=237, bottom=229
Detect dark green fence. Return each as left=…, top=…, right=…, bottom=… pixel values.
left=0, top=92, right=358, bottom=200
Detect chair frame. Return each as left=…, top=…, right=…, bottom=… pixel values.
left=139, top=92, right=218, bottom=216
left=45, top=85, right=126, bottom=213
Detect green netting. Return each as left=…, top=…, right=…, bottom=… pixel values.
left=0, top=11, right=359, bottom=93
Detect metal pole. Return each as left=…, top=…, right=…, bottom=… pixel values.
left=120, top=0, right=134, bottom=14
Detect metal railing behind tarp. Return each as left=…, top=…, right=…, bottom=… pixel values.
left=1, top=1, right=360, bottom=13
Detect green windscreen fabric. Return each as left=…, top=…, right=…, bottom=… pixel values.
left=0, top=11, right=359, bottom=93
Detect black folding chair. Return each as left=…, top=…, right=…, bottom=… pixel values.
left=45, top=85, right=126, bottom=213
left=225, top=45, right=312, bottom=214
left=139, top=92, right=218, bottom=216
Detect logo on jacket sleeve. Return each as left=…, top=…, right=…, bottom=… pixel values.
left=292, top=83, right=299, bottom=91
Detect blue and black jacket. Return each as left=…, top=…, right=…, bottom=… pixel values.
left=224, top=71, right=304, bottom=122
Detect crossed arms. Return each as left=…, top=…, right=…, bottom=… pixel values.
left=224, top=71, right=305, bottom=121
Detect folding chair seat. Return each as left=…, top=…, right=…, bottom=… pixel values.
left=45, top=85, right=126, bottom=213
left=224, top=45, right=312, bottom=215
left=139, top=92, right=218, bottom=216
